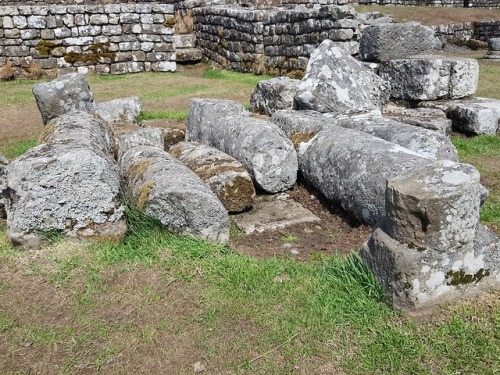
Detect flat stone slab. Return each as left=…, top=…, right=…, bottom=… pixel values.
left=231, top=194, right=320, bottom=234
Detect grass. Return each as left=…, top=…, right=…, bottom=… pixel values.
left=452, top=135, right=500, bottom=229
left=354, top=5, right=500, bottom=25
left=0, top=138, right=37, bottom=160
left=1, top=212, right=498, bottom=373
left=137, top=109, right=189, bottom=122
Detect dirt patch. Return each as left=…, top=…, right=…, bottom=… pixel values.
left=230, top=182, right=371, bottom=261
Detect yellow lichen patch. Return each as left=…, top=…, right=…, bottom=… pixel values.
left=35, top=40, right=57, bottom=56
left=163, top=17, right=176, bottom=28
left=38, top=120, right=57, bottom=144
left=126, top=160, right=152, bottom=183
left=136, top=181, right=155, bottom=210
left=290, top=132, right=317, bottom=149
left=220, top=175, right=255, bottom=213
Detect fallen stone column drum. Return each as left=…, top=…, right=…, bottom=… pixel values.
left=298, top=126, right=432, bottom=225
left=187, top=99, right=298, bottom=193
left=169, top=141, right=255, bottom=213
left=120, top=145, right=229, bottom=243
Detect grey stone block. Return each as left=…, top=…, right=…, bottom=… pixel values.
left=169, top=141, right=255, bottom=213
left=379, top=56, right=479, bottom=101
left=120, top=145, right=229, bottom=243
left=360, top=22, right=439, bottom=62
left=294, top=39, right=390, bottom=115
left=32, top=73, right=96, bottom=125
left=250, top=77, right=300, bottom=116
left=95, top=97, right=142, bottom=125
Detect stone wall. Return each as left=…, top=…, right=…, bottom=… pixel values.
left=433, top=21, right=500, bottom=43
left=193, top=5, right=359, bottom=75
left=357, top=0, right=500, bottom=7
left=0, top=3, right=176, bottom=74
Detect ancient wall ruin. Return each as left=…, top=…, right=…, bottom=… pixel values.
left=0, top=3, right=176, bottom=74
left=357, top=0, right=500, bottom=7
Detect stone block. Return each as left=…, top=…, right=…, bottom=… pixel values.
left=382, top=106, right=452, bottom=135
left=250, top=77, right=300, bottom=116
left=379, top=56, right=479, bottom=101
left=95, top=97, right=142, bottom=126
left=170, top=141, right=255, bottom=212
left=386, top=160, right=481, bottom=253
left=360, top=22, right=440, bottom=62
left=120, top=145, right=229, bottom=243
left=32, top=73, right=96, bottom=125
left=294, top=39, right=390, bottom=115
left=116, top=128, right=164, bottom=161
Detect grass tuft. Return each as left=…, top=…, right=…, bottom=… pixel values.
left=0, top=139, right=37, bottom=160
left=136, top=110, right=188, bottom=122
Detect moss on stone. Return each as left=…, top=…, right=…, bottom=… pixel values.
left=446, top=268, right=491, bottom=286
left=35, top=40, right=57, bottom=56
left=163, top=17, right=176, bottom=28
left=63, top=42, right=116, bottom=65
left=136, top=181, right=155, bottom=210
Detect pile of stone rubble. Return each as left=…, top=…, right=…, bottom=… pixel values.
left=1, top=23, right=499, bottom=313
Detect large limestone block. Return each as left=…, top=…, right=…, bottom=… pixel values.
left=250, top=77, right=300, bottom=116
left=298, top=126, right=431, bottom=225
left=447, top=101, right=500, bottom=136
left=294, top=40, right=390, bottom=115
left=186, top=98, right=248, bottom=144
left=116, top=128, right=164, bottom=161
left=95, top=97, right=142, bottom=125
left=41, top=110, right=115, bottom=157
left=32, top=73, right=96, bottom=125
left=4, top=142, right=126, bottom=249
left=421, top=97, right=500, bottom=135
left=383, top=106, right=451, bottom=135
left=270, top=109, right=326, bottom=138
left=169, top=141, right=255, bottom=213
left=187, top=99, right=298, bottom=193
left=360, top=223, right=500, bottom=313
left=359, top=22, right=439, bottom=62
left=379, top=56, right=479, bottom=101
left=386, top=160, right=481, bottom=253
left=334, top=116, right=458, bottom=161
left=120, top=145, right=229, bottom=243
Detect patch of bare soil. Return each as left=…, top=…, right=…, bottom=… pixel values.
left=230, top=181, right=372, bottom=260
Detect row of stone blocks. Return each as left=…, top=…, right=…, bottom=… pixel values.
left=0, top=3, right=177, bottom=73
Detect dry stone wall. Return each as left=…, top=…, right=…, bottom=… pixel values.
left=357, top=0, right=499, bottom=7
left=0, top=3, right=176, bottom=74
left=193, top=5, right=359, bottom=75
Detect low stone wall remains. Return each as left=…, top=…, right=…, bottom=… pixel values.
left=0, top=3, right=176, bottom=74
left=357, top=0, right=500, bottom=7
left=193, top=5, right=359, bottom=75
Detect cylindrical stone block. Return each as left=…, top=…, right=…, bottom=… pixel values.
left=169, top=141, right=255, bottom=213
left=385, top=160, right=481, bottom=253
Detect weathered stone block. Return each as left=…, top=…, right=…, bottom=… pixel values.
left=360, top=22, right=439, bottom=62
left=170, top=141, right=255, bottom=213
left=379, top=56, right=479, bottom=101
left=386, top=160, right=481, bottom=253
left=360, top=223, right=500, bottom=313
left=32, top=73, right=96, bottom=125
left=4, top=141, right=126, bottom=249
left=383, top=106, right=452, bottom=135
left=116, top=128, right=164, bottom=161
left=187, top=99, right=298, bottom=193
left=120, top=145, right=229, bottom=243
left=333, top=116, right=458, bottom=161
left=294, top=39, right=390, bottom=115
left=298, top=126, right=431, bottom=225
left=95, top=97, right=142, bottom=125
left=250, top=77, right=300, bottom=116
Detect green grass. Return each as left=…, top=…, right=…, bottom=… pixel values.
left=0, top=138, right=37, bottom=160
left=452, top=135, right=500, bottom=226
left=0, top=79, right=44, bottom=106
left=140, top=83, right=211, bottom=101
left=136, top=109, right=189, bottom=122
left=203, top=68, right=272, bottom=85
